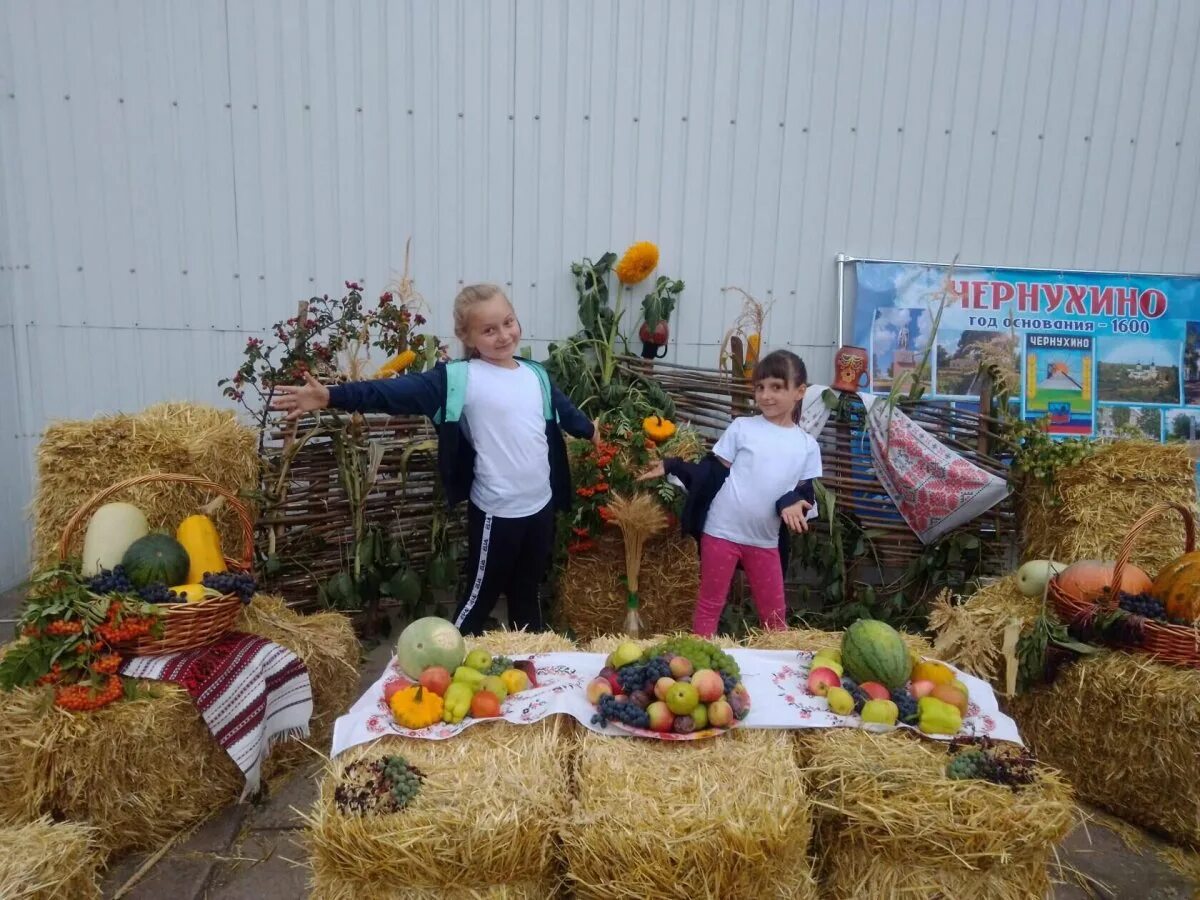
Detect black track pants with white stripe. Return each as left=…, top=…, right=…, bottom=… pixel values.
left=452, top=500, right=555, bottom=636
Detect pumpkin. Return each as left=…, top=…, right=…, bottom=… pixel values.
left=374, top=349, right=418, bottom=379
left=389, top=685, right=444, bottom=729
left=122, top=534, right=191, bottom=589
left=642, top=415, right=677, bottom=442
left=176, top=515, right=226, bottom=583
left=1055, top=559, right=1152, bottom=601
left=1150, top=551, right=1200, bottom=622
left=841, top=619, right=912, bottom=691
left=395, top=617, right=467, bottom=680
left=80, top=502, right=149, bottom=576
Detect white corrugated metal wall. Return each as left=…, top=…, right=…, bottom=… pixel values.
left=1, top=0, right=1199, bottom=589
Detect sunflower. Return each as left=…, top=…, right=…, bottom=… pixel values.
left=615, top=241, right=659, bottom=285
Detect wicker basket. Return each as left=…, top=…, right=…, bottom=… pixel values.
left=1049, top=502, right=1200, bottom=668
left=59, top=473, right=253, bottom=655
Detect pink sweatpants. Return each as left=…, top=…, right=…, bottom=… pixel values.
left=694, top=534, right=787, bottom=637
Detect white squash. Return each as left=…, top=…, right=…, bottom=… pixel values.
left=1016, top=559, right=1066, bottom=598
left=80, top=502, right=150, bottom=576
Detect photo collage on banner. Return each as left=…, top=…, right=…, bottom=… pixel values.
left=850, top=261, right=1200, bottom=445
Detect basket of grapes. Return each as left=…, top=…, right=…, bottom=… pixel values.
left=587, top=637, right=750, bottom=740
left=60, top=473, right=257, bottom=656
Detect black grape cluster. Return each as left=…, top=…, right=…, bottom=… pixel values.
left=615, top=656, right=672, bottom=694
left=891, top=688, right=919, bottom=725
left=1118, top=592, right=1167, bottom=620
left=720, top=672, right=738, bottom=695
left=591, top=694, right=651, bottom=729
left=138, top=583, right=179, bottom=604
left=88, top=565, right=134, bottom=594
left=202, top=571, right=258, bottom=604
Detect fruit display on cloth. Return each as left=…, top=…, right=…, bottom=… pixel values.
left=586, top=637, right=750, bottom=739
left=804, top=620, right=971, bottom=737
left=387, top=618, right=535, bottom=730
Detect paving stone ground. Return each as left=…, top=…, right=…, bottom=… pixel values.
left=0, top=588, right=1190, bottom=900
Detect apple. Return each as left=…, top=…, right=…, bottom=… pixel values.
left=910, top=680, right=936, bottom=699
left=825, top=686, right=855, bottom=716
left=600, top=668, right=623, bottom=694
left=654, top=676, right=676, bottom=701
left=859, top=682, right=891, bottom=702
left=646, top=701, right=675, bottom=733
left=586, top=677, right=614, bottom=705
left=418, top=666, right=452, bottom=697
left=464, top=649, right=492, bottom=672
left=669, top=656, right=694, bottom=679
left=691, top=669, right=724, bottom=703
left=707, top=698, right=734, bottom=728
left=811, top=656, right=843, bottom=677
left=931, top=683, right=968, bottom=716
left=665, top=682, right=700, bottom=716
left=383, top=680, right=407, bottom=704
left=806, top=667, right=841, bottom=697
left=691, top=703, right=709, bottom=730
left=861, top=699, right=899, bottom=726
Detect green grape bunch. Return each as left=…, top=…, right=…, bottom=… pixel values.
left=642, top=636, right=740, bottom=680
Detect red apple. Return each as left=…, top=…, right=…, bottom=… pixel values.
left=646, top=701, right=675, bottom=733
left=806, top=667, right=841, bottom=697
left=586, top=677, right=614, bottom=706
left=911, top=680, right=936, bottom=699
left=599, top=667, right=623, bottom=694
left=383, top=679, right=408, bottom=704
left=691, top=669, right=724, bottom=703
left=654, top=676, right=676, bottom=701
left=668, top=656, right=694, bottom=679
left=707, top=698, right=734, bottom=728
left=418, top=666, right=452, bottom=697
left=859, top=681, right=891, bottom=702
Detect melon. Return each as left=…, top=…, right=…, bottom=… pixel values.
left=121, top=534, right=191, bottom=589
left=1016, top=559, right=1066, bottom=597
left=80, top=502, right=149, bottom=576
left=395, top=616, right=467, bottom=680
left=841, top=619, right=912, bottom=691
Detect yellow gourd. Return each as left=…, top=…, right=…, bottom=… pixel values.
left=642, top=415, right=676, bottom=442
left=374, top=349, right=418, bottom=379
left=742, top=333, right=761, bottom=378
left=170, top=583, right=209, bottom=603
left=176, top=515, right=226, bottom=583
left=389, top=685, right=444, bottom=729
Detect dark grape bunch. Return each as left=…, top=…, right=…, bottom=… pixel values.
left=891, top=688, right=919, bottom=725
left=591, top=693, right=651, bottom=729
left=615, top=657, right=672, bottom=694
left=202, top=571, right=258, bottom=604
left=841, top=676, right=869, bottom=714
left=139, top=583, right=179, bottom=604
left=720, top=672, right=738, bottom=695
left=946, top=738, right=1037, bottom=789
left=88, top=565, right=135, bottom=594
left=1118, top=592, right=1167, bottom=620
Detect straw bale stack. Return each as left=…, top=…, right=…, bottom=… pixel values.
left=562, top=729, right=817, bottom=899
left=1021, top=440, right=1196, bottom=574
left=31, top=402, right=260, bottom=571
left=0, top=816, right=102, bottom=900
left=0, top=596, right=358, bottom=857
left=799, top=729, right=1074, bottom=899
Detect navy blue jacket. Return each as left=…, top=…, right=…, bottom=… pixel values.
left=327, top=362, right=595, bottom=512
left=664, top=453, right=816, bottom=572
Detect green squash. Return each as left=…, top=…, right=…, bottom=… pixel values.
left=121, top=534, right=190, bottom=589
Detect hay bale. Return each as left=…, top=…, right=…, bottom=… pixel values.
left=557, top=533, right=698, bottom=640
left=927, top=576, right=1039, bottom=687
left=1009, top=653, right=1200, bottom=846
left=742, top=625, right=933, bottom=656
left=800, top=729, right=1074, bottom=900
left=306, top=719, right=573, bottom=899
left=1022, top=440, right=1196, bottom=573
left=564, top=729, right=817, bottom=898
left=581, top=633, right=740, bottom=654
left=31, top=402, right=260, bottom=571
left=0, top=595, right=358, bottom=857
left=0, top=816, right=102, bottom=900
left=470, top=629, right=576, bottom=656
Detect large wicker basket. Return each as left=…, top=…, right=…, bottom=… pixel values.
left=59, top=473, right=253, bottom=655
left=1049, top=502, right=1200, bottom=668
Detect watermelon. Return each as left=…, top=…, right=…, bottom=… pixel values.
left=121, top=534, right=191, bottom=589
left=395, top=616, right=467, bottom=679
left=841, top=619, right=912, bottom=691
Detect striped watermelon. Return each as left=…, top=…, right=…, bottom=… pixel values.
left=841, top=619, right=912, bottom=691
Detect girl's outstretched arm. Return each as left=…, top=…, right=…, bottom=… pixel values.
left=550, top=385, right=600, bottom=446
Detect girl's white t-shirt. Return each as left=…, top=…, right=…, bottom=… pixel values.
left=703, top=415, right=823, bottom=549
left=460, top=360, right=553, bottom=518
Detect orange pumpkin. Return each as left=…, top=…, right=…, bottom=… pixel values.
left=1055, top=559, right=1152, bottom=600
left=1150, top=551, right=1200, bottom=622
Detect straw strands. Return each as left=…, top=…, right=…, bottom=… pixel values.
left=557, top=533, right=698, bottom=641
left=605, top=492, right=667, bottom=595
left=1021, top=440, right=1197, bottom=574
left=928, top=576, right=1040, bottom=688
left=0, top=817, right=102, bottom=900
left=562, top=729, right=817, bottom=899
left=799, top=729, right=1074, bottom=900
left=742, top=625, right=934, bottom=656
left=0, top=595, right=359, bottom=857
left=305, top=719, right=574, bottom=900
left=468, top=629, right=576, bottom=657
left=31, top=402, right=260, bottom=571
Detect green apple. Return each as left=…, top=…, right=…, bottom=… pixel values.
left=610, top=641, right=643, bottom=669
left=665, top=681, right=700, bottom=716
left=464, top=649, right=492, bottom=672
